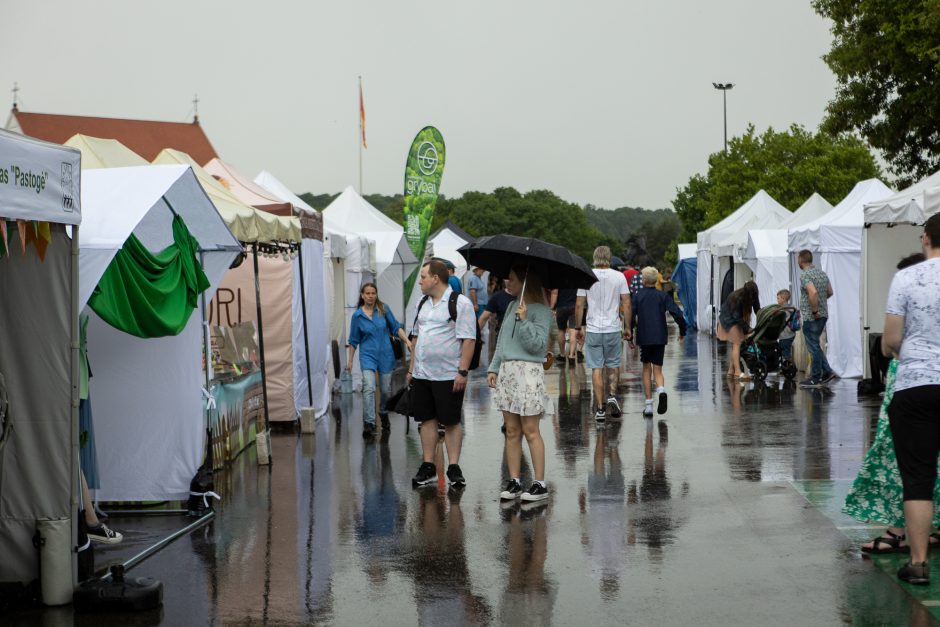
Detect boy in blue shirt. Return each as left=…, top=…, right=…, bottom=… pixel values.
left=631, top=267, right=687, bottom=416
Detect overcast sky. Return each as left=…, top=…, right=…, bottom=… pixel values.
left=2, top=1, right=837, bottom=210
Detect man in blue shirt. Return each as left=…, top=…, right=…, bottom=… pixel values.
left=433, top=257, right=463, bottom=294
left=466, top=267, right=487, bottom=317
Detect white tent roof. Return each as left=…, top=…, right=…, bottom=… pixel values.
left=254, top=169, right=317, bottom=214
left=65, top=134, right=148, bottom=168
left=0, top=128, right=82, bottom=224
left=677, top=243, right=696, bottom=260
left=864, top=169, right=940, bottom=225
left=785, top=193, right=833, bottom=228
left=710, top=190, right=792, bottom=257
left=79, top=164, right=241, bottom=310
left=789, top=179, right=893, bottom=252
left=322, top=186, right=416, bottom=275
left=697, top=189, right=791, bottom=254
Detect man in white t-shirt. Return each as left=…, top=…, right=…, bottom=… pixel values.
left=575, top=246, right=632, bottom=422
left=883, top=213, right=940, bottom=586
left=407, top=259, right=477, bottom=490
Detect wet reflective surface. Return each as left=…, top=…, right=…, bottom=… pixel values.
left=12, top=332, right=940, bottom=625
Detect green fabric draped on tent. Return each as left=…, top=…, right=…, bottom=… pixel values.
left=89, top=215, right=210, bottom=338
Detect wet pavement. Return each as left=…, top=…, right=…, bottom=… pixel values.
left=10, top=330, right=940, bottom=625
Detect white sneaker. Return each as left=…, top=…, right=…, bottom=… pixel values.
left=606, top=395, right=622, bottom=418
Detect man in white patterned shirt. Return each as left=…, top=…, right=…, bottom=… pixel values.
left=883, top=213, right=940, bottom=586
left=408, top=259, right=477, bottom=489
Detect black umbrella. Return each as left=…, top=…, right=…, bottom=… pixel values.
left=457, top=234, right=597, bottom=290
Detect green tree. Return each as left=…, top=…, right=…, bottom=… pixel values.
left=673, top=124, right=881, bottom=233
left=812, top=0, right=940, bottom=185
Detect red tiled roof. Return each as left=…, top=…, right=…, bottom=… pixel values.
left=12, top=111, right=219, bottom=164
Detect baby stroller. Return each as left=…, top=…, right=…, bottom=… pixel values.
left=740, top=304, right=799, bottom=382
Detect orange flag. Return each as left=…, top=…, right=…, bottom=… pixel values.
left=15, top=220, right=27, bottom=255
left=0, top=219, right=6, bottom=258
left=359, top=79, right=367, bottom=149
left=34, top=221, right=50, bottom=262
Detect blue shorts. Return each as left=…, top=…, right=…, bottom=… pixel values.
left=584, top=331, right=622, bottom=369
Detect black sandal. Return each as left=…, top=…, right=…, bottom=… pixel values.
left=861, top=529, right=909, bottom=554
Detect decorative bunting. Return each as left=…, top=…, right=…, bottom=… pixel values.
left=0, top=219, right=7, bottom=258
left=15, top=220, right=26, bottom=255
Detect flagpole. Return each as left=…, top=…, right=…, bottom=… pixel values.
left=358, top=75, right=363, bottom=194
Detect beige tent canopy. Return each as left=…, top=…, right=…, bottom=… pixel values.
left=65, top=134, right=148, bottom=168
left=154, top=148, right=299, bottom=243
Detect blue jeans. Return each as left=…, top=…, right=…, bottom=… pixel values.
left=801, top=317, right=832, bottom=380
left=778, top=337, right=794, bottom=361
left=361, top=369, right=392, bottom=425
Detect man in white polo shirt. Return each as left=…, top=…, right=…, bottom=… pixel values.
left=408, top=259, right=477, bottom=489
left=575, top=246, right=632, bottom=422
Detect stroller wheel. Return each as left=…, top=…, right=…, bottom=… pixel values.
left=752, top=362, right=767, bottom=382
left=782, top=362, right=797, bottom=380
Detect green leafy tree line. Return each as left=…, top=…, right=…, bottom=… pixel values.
left=813, top=0, right=940, bottom=186
left=673, top=124, right=881, bottom=243
left=300, top=186, right=679, bottom=267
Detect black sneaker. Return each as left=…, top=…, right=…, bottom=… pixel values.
left=594, top=406, right=606, bottom=422
left=822, top=372, right=838, bottom=384
left=380, top=412, right=390, bottom=431
left=87, top=523, right=123, bottom=545
left=799, top=378, right=823, bottom=388
left=500, top=478, right=524, bottom=500
left=606, top=395, right=622, bottom=418
left=412, top=461, right=436, bottom=488
left=657, top=391, right=668, bottom=415
left=446, top=464, right=466, bottom=489
left=521, top=482, right=550, bottom=502
left=362, top=422, right=375, bottom=438
left=898, top=561, right=930, bottom=585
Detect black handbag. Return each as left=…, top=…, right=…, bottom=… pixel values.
left=386, top=314, right=405, bottom=360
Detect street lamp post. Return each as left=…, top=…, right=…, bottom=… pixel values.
left=712, top=83, right=734, bottom=152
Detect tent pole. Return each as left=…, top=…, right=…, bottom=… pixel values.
left=253, top=245, right=271, bottom=430
left=296, top=241, right=314, bottom=407
left=199, top=251, right=213, bottom=443
left=70, top=225, right=81, bottom=590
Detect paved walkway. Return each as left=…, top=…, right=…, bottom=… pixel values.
left=19, top=333, right=940, bottom=625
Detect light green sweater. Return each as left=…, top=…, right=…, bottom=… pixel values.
left=488, top=300, right=551, bottom=374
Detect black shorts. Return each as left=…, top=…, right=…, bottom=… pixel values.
left=888, top=385, right=940, bottom=501
left=639, top=344, right=665, bottom=366
left=556, top=307, right=576, bottom=331
left=410, top=378, right=465, bottom=426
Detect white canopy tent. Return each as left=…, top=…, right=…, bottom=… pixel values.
left=861, top=169, right=940, bottom=377
left=0, top=129, right=81, bottom=597
left=253, top=169, right=331, bottom=420
left=742, top=193, right=835, bottom=304
left=696, top=190, right=791, bottom=333
left=788, top=179, right=893, bottom=378
left=80, top=165, right=241, bottom=501
left=323, top=186, right=416, bottom=341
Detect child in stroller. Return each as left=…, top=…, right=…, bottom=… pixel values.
left=740, top=304, right=800, bottom=382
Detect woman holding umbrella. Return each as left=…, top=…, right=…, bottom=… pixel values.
left=488, top=264, right=554, bottom=502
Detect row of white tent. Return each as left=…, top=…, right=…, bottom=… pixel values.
left=0, top=129, right=434, bottom=591
left=690, top=171, right=940, bottom=379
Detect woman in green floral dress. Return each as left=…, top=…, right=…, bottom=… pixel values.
left=842, top=253, right=939, bottom=553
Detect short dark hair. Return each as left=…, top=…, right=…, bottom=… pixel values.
left=898, top=253, right=926, bottom=270
left=798, top=249, right=813, bottom=264
left=424, top=259, right=449, bottom=284
left=925, top=213, right=940, bottom=249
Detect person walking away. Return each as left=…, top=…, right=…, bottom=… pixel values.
left=797, top=249, right=836, bottom=388
left=776, top=289, right=800, bottom=362
left=883, top=215, right=940, bottom=585
left=347, top=283, right=412, bottom=437
left=575, top=246, right=632, bottom=422
left=467, top=266, right=488, bottom=318
left=716, top=281, right=760, bottom=380
left=489, top=266, right=554, bottom=502
left=479, top=277, right=513, bottom=357
left=624, top=265, right=641, bottom=296
left=842, top=254, right=940, bottom=556
left=408, top=260, right=477, bottom=489
left=552, top=287, right=579, bottom=366
left=631, top=266, right=686, bottom=417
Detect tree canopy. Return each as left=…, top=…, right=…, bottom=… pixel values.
left=673, top=124, right=881, bottom=239
left=813, top=0, right=940, bottom=186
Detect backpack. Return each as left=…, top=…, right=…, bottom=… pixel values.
left=413, top=291, right=483, bottom=370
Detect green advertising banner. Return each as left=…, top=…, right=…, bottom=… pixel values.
left=402, top=126, right=446, bottom=298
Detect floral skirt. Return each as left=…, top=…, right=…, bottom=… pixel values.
left=843, top=359, right=940, bottom=526
left=494, top=360, right=554, bottom=417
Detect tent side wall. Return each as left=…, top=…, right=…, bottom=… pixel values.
left=293, top=238, right=330, bottom=418
left=0, top=228, right=73, bottom=585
